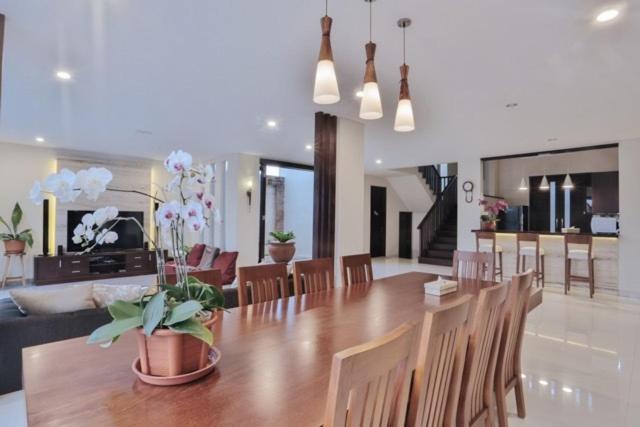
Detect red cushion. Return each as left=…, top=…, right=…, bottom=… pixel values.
left=186, top=244, right=206, bottom=267
left=213, top=251, right=238, bottom=285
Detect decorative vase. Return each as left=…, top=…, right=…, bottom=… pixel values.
left=3, top=240, right=26, bottom=254
left=481, top=221, right=497, bottom=231
left=134, top=313, right=218, bottom=383
left=268, top=242, right=296, bottom=263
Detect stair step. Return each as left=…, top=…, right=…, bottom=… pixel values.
left=431, top=243, right=456, bottom=251
left=419, top=256, right=453, bottom=267
left=437, top=237, right=457, bottom=244
left=426, top=249, right=454, bottom=259
left=439, top=230, right=457, bottom=238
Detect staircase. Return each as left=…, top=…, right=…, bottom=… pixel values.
left=417, top=166, right=458, bottom=266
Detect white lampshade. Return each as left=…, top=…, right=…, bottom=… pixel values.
left=359, top=82, right=383, bottom=120
left=313, top=59, right=340, bottom=105
left=518, top=178, right=528, bottom=191
left=539, top=175, right=550, bottom=191
left=562, top=174, right=574, bottom=190
left=394, top=99, right=415, bottom=132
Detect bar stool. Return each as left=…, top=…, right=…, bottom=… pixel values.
left=475, top=231, right=503, bottom=281
left=516, top=233, right=545, bottom=288
left=564, top=235, right=595, bottom=298
left=1, top=252, right=26, bottom=288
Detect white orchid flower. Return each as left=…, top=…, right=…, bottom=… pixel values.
left=202, top=194, right=215, bottom=210
left=75, top=167, right=113, bottom=200
left=105, top=206, right=119, bottom=221
left=186, top=216, right=205, bottom=232
left=181, top=200, right=203, bottom=219
left=45, top=169, right=80, bottom=203
left=29, top=181, right=45, bottom=205
left=164, top=150, right=193, bottom=175
left=156, top=201, right=181, bottom=227
left=81, top=213, right=95, bottom=227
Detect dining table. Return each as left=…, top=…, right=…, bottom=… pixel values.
left=21, top=271, right=542, bottom=427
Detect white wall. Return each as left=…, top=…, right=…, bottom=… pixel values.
left=386, top=173, right=435, bottom=212
left=618, top=140, right=640, bottom=298
left=280, top=168, right=313, bottom=259
left=457, top=156, right=483, bottom=251
left=335, top=118, right=365, bottom=283
left=363, top=175, right=408, bottom=258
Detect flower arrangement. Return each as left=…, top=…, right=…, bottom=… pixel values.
left=29, top=150, right=224, bottom=351
left=479, top=198, right=509, bottom=230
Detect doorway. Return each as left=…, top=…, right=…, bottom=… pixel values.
left=370, top=186, right=387, bottom=257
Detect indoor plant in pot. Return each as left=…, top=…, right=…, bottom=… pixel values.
left=268, top=231, right=296, bottom=263
left=29, top=150, right=224, bottom=385
left=0, top=203, right=33, bottom=254
left=479, top=198, right=509, bottom=231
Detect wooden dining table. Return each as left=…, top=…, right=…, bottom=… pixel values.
left=21, top=272, right=542, bottom=427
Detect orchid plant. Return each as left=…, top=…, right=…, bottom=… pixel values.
left=29, top=150, right=224, bottom=346
left=479, top=198, right=509, bottom=223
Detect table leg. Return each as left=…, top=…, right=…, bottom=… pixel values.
left=1, top=256, right=9, bottom=289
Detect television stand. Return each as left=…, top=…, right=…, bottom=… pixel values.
left=33, top=249, right=161, bottom=285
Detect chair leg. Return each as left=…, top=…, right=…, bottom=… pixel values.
left=495, top=382, right=509, bottom=427
left=522, top=255, right=526, bottom=272
left=567, top=260, right=572, bottom=292
left=516, top=252, right=521, bottom=274
left=499, top=252, right=503, bottom=281
left=535, top=254, right=540, bottom=288
left=1, top=256, right=9, bottom=289
left=564, top=259, right=569, bottom=295
left=589, top=259, right=595, bottom=298
left=541, top=254, right=545, bottom=288
left=515, top=378, right=527, bottom=419
left=20, top=255, right=26, bottom=287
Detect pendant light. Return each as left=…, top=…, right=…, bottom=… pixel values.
left=518, top=177, right=528, bottom=191
left=313, top=0, right=340, bottom=104
left=562, top=174, right=574, bottom=190
left=394, top=18, right=415, bottom=132
left=539, top=175, right=550, bottom=191
left=359, top=0, right=383, bottom=120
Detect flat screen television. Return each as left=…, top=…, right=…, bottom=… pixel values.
left=66, top=210, right=144, bottom=252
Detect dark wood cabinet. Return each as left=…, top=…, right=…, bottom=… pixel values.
left=591, top=171, right=619, bottom=214
left=34, top=250, right=158, bottom=285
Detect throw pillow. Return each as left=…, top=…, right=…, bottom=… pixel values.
left=92, top=283, right=150, bottom=308
left=10, top=285, right=96, bottom=315
left=213, top=251, right=239, bottom=285
left=186, top=243, right=206, bottom=267
left=197, top=246, right=217, bottom=269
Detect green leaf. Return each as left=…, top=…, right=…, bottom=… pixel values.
left=108, top=300, right=143, bottom=320
left=0, top=216, right=11, bottom=234
left=168, top=317, right=213, bottom=346
left=17, top=230, right=33, bottom=247
left=142, top=291, right=166, bottom=336
left=11, top=203, right=22, bottom=234
left=87, top=317, right=142, bottom=344
left=163, top=300, right=202, bottom=326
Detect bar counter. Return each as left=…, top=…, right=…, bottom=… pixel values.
left=472, top=230, right=619, bottom=292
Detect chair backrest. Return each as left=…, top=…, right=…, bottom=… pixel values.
left=340, top=254, right=373, bottom=286
left=475, top=232, right=496, bottom=252
left=237, top=263, right=289, bottom=306
left=517, top=233, right=539, bottom=253
left=451, top=251, right=495, bottom=282
left=564, top=234, right=593, bottom=258
left=457, top=284, right=508, bottom=426
left=407, top=296, right=473, bottom=427
left=165, top=269, right=222, bottom=291
left=495, top=270, right=534, bottom=391
left=324, top=322, right=418, bottom=427
left=292, top=258, right=334, bottom=296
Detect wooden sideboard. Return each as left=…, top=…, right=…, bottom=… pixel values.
left=33, top=250, right=159, bottom=285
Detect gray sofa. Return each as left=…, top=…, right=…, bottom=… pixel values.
left=0, top=286, right=240, bottom=395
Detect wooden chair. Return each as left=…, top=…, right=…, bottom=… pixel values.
left=564, top=234, right=595, bottom=298
left=292, top=258, right=334, bottom=296
left=237, top=263, right=289, bottom=306
left=340, top=254, right=373, bottom=286
left=451, top=251, right=495, bottom=283
left=516, top=233, right=545, bottom=288
left=457, top=283, right=508, bottom=427
left=407, top=295, right=473, bottom=427
left=494, top=270, right=534, bottom=427
left=165, top=269, right=222, bottom=291
left=475, top=232, right=503, bottom=281
left=323, top=322, right=418, bottom=427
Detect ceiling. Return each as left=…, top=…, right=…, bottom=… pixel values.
left=0, top=0, right=638, bottom=171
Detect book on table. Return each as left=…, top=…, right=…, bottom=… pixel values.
left=424, top=277, right=458, bottom=296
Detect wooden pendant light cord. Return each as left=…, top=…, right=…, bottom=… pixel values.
left=369, top=1, right=373, bottom=42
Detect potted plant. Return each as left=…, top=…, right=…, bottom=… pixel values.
left=479, top=198, right=509, bottom=231
left=268, top=231, right=296, bottom=263
left=1, top=203, right=33, bottom=254
left=29, top=150, right=224, bottom=385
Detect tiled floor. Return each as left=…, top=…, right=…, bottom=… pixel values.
left=1, top=257, right=639, bottom=426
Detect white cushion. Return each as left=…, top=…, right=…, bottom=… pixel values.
left=10, top=285, right=96, bottom=315
left=479, top=244, right=502, bottom=253
left=568, top=249, right=590, bottom=260
left=519, top=246, right=545, bottom=256
left=92, top=283, right=149, bottom=308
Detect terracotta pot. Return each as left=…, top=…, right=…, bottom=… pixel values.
left=268, top=242, right=296, bottom=263
left=135, top=313, right=218, bottom=378
left=3, top=239, right=26, bottom=254
left=481, top=221, right=497, bottom=231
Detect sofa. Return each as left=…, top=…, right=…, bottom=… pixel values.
left=165, top=244, right=238, bottom=286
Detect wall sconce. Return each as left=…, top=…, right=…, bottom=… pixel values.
left=246, top=180, right=253, bottom=206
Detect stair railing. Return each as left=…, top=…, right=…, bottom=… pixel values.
left=417, top=176, right=458, bottom=258
left=418, top=165, right=455, bottom=196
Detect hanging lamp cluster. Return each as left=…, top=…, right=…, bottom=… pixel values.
left=312, top=0, right=416, bottom=132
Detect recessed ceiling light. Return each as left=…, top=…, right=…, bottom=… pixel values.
left=305, top=144, right=313, bottom=151
left=538, top=379, right=549, bottom=386
left=375, top=159, right=382, bottom=165
left=562, top=386, right=573, bottom=393
left=55, top=70, right=72, bottom=80
left=266, top=120, right=278, bottom=129
left=35, top=136, right=45, bottom=143
left=355, top=90, right=364, bottom=99
left=596, top=9, right=619, bottom=23
left=505, top=103, right=519, bottom=108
